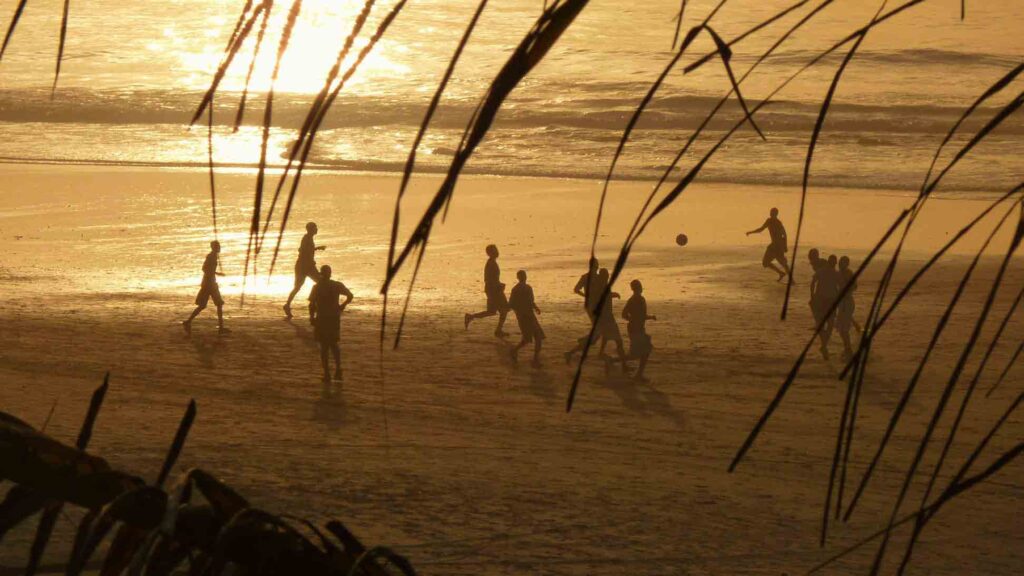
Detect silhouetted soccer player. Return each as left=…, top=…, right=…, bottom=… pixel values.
left=508, top=270, right=544, bottom=367
left=836, top=255, right=858, bottom=359
left=812, top=254, right=841, bottom=359
left=564, top=257, right=600, bottom=363
left=746, top=207, right=790, bottom=281
left=622, top=279, right=656, bottom=382
left=564, top=260, right=622, bottom=366
left=183, top=240, right=226, bottom=335
left=464, top=244, right=509, bottom=337
left=595, top=268, right=628, bottom=372
left=574, top=257, right=600, bottom=318
left=285, top=222, right=325, bottom=319
left=808, top=248, right=826, bottom=328
left=308, top=265, right=353, bottom=383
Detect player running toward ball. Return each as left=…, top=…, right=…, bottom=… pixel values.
left=746, top=207, right=790, bottom=282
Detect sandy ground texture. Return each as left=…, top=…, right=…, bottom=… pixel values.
left=0, top=166, right=1021, bottom=574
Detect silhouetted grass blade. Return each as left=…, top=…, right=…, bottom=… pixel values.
left=207, top=97, right=218, bottom=237
left=226, top=0, right=256, bottom=50
left=50, top=0, right=70, bottom=94
left=257, top=0, right=377, bottom=261
left=922, top=92, right=1024, bottom=198
left=591, top=18, right=761, bottom=260
left=25, top=502, right=60, bottom=576
left=692, top=25, right=767, bottom=141
left=385, top=0, right=490, bottom=345
left=384, top=0, right=590, bottom=345
left=189, top=1, right=269, bottom=127
left=269, top=0, right=406, bottom=278
left=916, top=283, right=1023, bottom=515
left=976, top=286, right=1023, bottom=396
left=869, top=185, right=1023, bottom=337
left=683, top=0, right=819, bottom=74
left=807, top=431, right=1021, bottom=575
left=729, top=209, right=909, bottom=471
left=156, top=400, right=196, bottom=488
left=919, top=62, right=1023, bottom=194
left=78, top=373, right=109, bottom=449
left=868, top=201, right=1022, bottom=575
left=671, top=0, right=687, bottom=49
left=783, top=30, right=868, bottom=321
left=624, top=0, right=837, bottom=257
left=25, top=375, right=111, bottom=574
left=843, top=196, right=1020, bottom=521
left=0, top=0, right=29, bottom=61
left=987, top=341, right=1022, bottom=398
left=233, top=1, right=272, bottom=132
left=822, top=362, right=859, bottom=546
left=571, top=2, right=908, bottom=412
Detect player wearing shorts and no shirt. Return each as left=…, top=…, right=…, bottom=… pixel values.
left=835, top=255, right=858, bottom=359
left=593, top=268, right=628, bottom=372
left=184, top=240, right=226, bottom=334
left=812, top=254, right=841, bottom=359
left=574, top=257, right=600, bottom=320
left=747, top=207, right=790, bottom=282
left=285, top=222, right=324, bottom=318
left=464, top=244, right=509, bottom=337
left=308, top=265, right=353, bottom=383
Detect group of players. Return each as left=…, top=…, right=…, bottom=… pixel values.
left=183, top=222, right=353, bottom=383
left=746, top=207, right=859, bottom=360
left=182, top=206, right=857, bottom=383
left=463, top=246, right=656, bottom=379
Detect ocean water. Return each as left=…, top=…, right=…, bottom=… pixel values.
left=0, top=0, right=1020, bottom=191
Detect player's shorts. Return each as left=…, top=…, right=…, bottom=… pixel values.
left=810, top=298, right=825, bottom=325
left=195, top=281, right=224, bottom=308
left=485, top=287, right=509, bottom=313
left=597, top=310, right=622, bottom=341
left=836, top=300, right=855, bottom=332
left=763, top=243, right=787, bottom=267
left=314, top=315, right=341, bottom=345
left=812, top=297, right=836, bottom=326
left=294, top=261, right=319, bottom=287
left=516, top=314, right=545, bottom=343
left=628, top=326, right=652, bottom=356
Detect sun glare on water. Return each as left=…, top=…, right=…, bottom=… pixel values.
left=167, top=0, right=409, bottom=94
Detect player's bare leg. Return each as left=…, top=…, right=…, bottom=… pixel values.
left=183, top=304, right=205, bottom=335
left=331, top=344, right=342, bottom=381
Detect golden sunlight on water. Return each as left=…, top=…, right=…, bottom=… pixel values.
left=167, top=0, right=410, bottom=94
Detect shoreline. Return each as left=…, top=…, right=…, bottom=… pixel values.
left=0, top=158, right=1011, bottom=198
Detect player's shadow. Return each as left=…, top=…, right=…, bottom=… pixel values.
left=600, top=374, right=685, bottom=430
left=527, top=369, right=558, bottom=405
left=312, top=381, right=347, bottom=428
left=288, top=318, right=320, bottom=351
left=189, top=333, right=225, bottom=369
left=491, top=340, right=517, bottom=368
left=491, top=341, right=558, bottom=403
